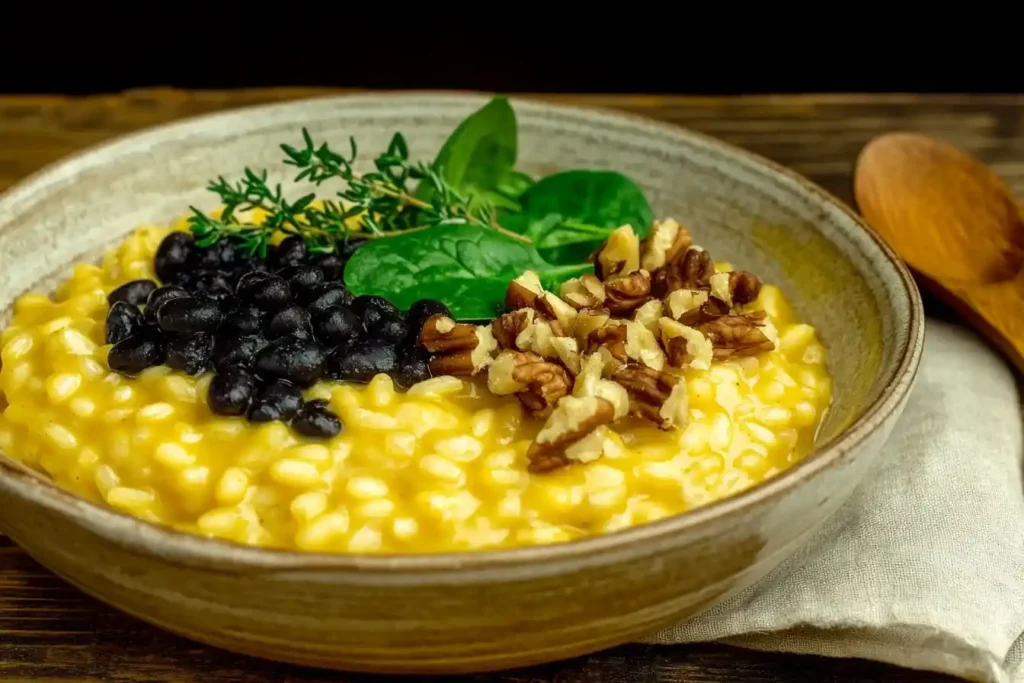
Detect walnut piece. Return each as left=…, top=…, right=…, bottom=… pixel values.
left=505, top=270, right=544, bottom=310
left=559, top=274, right=606, bottom=310
left=423, top=317, right=498, bottom=376
left=624, top=320, right=665, bottom=371
left=492, top=309, right=536, bottom=350
left=640, top=218, right=693, bottom=272
left=659, top=317, right=713, bottom=370
left=709, top=272, right=733, bottom=307
left=612, top=364, right=689, bottom=430
left=677, top=297, right=730, bottom=327
left=586, top=322, right=628, bottom=363
left=652, top=246, right=714, bottom=296
left=535, top=292, right=578, bottom=332
left=664, top=288, right=709, bottom=321
left=572, top=308, right=611, bottom=346
left=697, top=313, right=776, bottom=360
left=594, top=225, right=640, bottom=280
left=526, top=395, right=618, bottom=473
left=487, top=350, right=572, bottom=418
left=728, top=270, right=763, bottom=305
left=633, top=299, right=663, bottom=336
left=604, top=269, right=652, bottom=314
left=573, top=353, right=630, bottom=417
left=551, top=336, right=582, bottom=376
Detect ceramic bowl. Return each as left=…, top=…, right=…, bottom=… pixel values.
left=0, top=93, right=923, bottom=674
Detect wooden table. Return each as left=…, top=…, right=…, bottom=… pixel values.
left=5, top=88, right=1020, bottom=683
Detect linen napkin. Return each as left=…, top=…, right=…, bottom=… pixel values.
left=642, top=318, right=1024, bottom=683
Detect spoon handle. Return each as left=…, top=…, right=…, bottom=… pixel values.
left=943, top=273, right=1024, bottom=374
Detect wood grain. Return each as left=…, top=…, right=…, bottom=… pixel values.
left=0, top=88, right=994, bottom=683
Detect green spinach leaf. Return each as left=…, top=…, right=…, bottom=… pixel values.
left=343, top=224, right=591, bottom=319
left=416, top=97, right=518, bottom=207
left=500, top=170, right=654, bottom=264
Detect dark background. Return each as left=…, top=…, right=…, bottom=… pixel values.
left=0, top=12, right=1018, bottom=95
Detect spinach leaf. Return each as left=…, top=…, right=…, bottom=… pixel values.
left=416, top=97, right=518, bottom=207
left=343, top=224, right=591, bottom=319
left=389, top=278, right=512, bottom=320
left=500, top=170, right=654, bottom=265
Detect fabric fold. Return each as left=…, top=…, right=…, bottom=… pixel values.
left=641, top=319, right=1024, bottom=683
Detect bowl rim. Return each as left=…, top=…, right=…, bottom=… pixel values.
left=0, top=90, right=924, bottom=572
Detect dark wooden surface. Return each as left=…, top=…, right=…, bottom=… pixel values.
left=2, top=88, right=1011, bottom=683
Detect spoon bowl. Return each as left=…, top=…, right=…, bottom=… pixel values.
left=855, top=132, right=1024, bottom=372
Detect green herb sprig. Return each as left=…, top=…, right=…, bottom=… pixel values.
left=187, top=129, right=529, bottom=259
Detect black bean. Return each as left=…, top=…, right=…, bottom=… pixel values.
left=211, top=239, right=241, bottom=267
left=406, top=299, right=452, bottom=333
left=190, top=245, right=224, bottom=271
left=276, top=265, right=324, bottom=300
left=107, top=327, right=166, bottom=376
left=237, top=274, right=290, bottom=311
left=310, top=253, right=344, bottom=281
left=272, top=235, right=307, bottom=269
left=155, top=296, right=224, bottom=335
left=267, top=305, right=313, bottom=340
left=363, top=308, right=408, bottom=344
left=351, top=294, right=401, bottom=319
left=198, top=286, right=234, bottom=310
left=327, top=339, right=398, bottom=383
left=254, top=336, right=327, bottom=387
left=144, top=285, right=190, bottom=322
left=306, top=284, right=353, bottom=314
left=213, top=334, right=266, bottom=373
left=235, top=270, right=271, bottom=292
left=166, top=332, right=215, bottom=375
left=154, top=232, right=192, bottom=281
left=207, top=368, right=256, bottom=416
left=291, top=400, right=342, bottom=439
left=248, top=380, right=304, bottom=423
left=192, top=270, right=233, bottom=294
left=167, top=269, right=199, bottom=290
left=107, top=279, right=157, bottom=307
left=394, top=353, right=432, bottom=389
left=222, top=304, right=265, bottom=335
left=105, top=300, right=144, bottom=345
left=313, top=305, right=361, bottom=346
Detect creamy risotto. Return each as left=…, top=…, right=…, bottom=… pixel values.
left=0, top=216, right=831, bottom=554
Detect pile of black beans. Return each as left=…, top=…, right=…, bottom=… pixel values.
left=103, top=232, right=452, bottom=439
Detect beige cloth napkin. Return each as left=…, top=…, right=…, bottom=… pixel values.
left=641, top=318, right=1024, bottom=683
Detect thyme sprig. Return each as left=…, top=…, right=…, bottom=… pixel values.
left=186, top=129, right=529, bottom=258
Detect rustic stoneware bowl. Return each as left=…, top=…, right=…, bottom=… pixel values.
left=0, top=93, right=923, bottom=674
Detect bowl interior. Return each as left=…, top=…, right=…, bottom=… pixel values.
left=0, top=92, right=907, bottom=499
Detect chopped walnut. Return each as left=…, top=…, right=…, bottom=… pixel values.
left=573, top=353, right=630, bottom=419
left=652, top=246, right=714, bottom=296
left=505, top=270, right=544, bottom=310
left=604, top=269, right=652, bottom=314
left=572, top=308, right=611, bottom=346
left=559, top=274, right=606, bottom=310
left=551, top=336, right=582, bottom=376
left=487, top=350, right=571, bottom=418
left=728, top=271, right=763, bottom=306
left=535, top=292, right=578, bottom=332
left=613, top=364, right=689, bottom=430
left=709, top=272, right=734, bottom=307
left=697, top=313, right=776, bottom=360
left=633, top=299, right=663, bottom=336
left=659, top=317, right=713, bottom=370
left=526, top=395, right=618, bottom=472
left=517, top=315, right=563, bottom=359
left=640, top=218, right=693, bottom=272
left=593, top=225, right=640, bottom=280
left=586, top=322, right=628, bottom=363
left=677, top=297, right=730, bottom=327
left=427, top=323, right=498, bottom=376
left=664, top=288, right=709, bottom=321
left=678, top=248, right=715, bottom=289
left=492, top=309, right=536, bottom=350
left=419, top=315, right=478, bottom=353
left=623, top=320, right=665, bottom=371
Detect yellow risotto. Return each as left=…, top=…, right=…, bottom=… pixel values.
left=0, top=224, right=831, bottom=554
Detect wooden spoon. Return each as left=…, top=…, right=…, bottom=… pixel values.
left=854, top=132, right=1024, bottom=372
